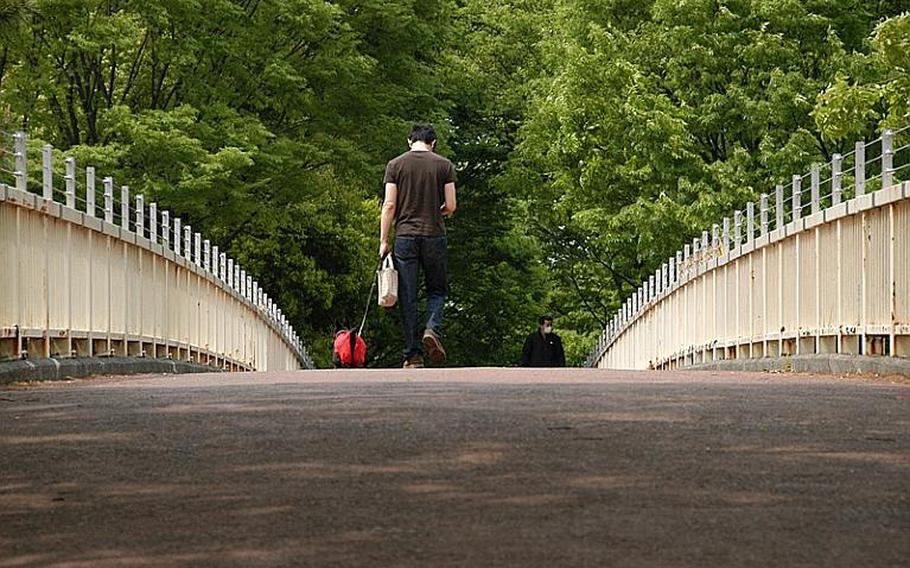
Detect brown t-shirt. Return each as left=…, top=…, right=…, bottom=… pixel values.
left=383, top=150, right=456, bottom=237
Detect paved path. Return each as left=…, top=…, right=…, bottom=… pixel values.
left=1, top=368, right=908, bottom=567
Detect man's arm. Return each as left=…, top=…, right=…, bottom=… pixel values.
left=555, top=336, right=566, bottom=368
left=520, top=334, right=532, bottom=367
left=379, top=182, right=397, bottom=257
left=440, top=182, right=457, bottom=217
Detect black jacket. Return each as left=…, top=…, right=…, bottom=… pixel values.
left=521, top=331, right=566, bottom=367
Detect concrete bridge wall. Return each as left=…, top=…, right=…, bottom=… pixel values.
left=0, top=133, right=311, bottom=371
left=592, top=183, right=910, bottom=370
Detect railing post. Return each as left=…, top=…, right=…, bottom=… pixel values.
left=103, top=177, right=114, bottom=223
left=759, top=194, right=769, bottom=235
left=149, top=203, right=158, bottom=243
left=235, top=266, right=242, bottom=293
left=669, top=256, right=676, bottom=285
left=775, top=184, right=784, bottom=229
left=135, top=195, right=144, bottom=237
left=42, top=144, right=53, bottom=200
left=712, top=224, right=719, bottom=249
left=831, top=154, right=842, bottom=205
left=791, top=175, right=801, bottom=221
left=675, top=251, right=683, bottom=282
left=86, top=167, right=96, bottom=217
left=227, top=258, right=234, bottom=288
left=746, top=203, right=755, bottom=244
left=184, top=225, right=192, bottom=259
left=64, top=157, right=76, bottom=208
left=162, top=211, right=170, bottom=249
left=173, top=218, right=181, bottom=255
left=701, top=230, right=709, bottom=252
left=211, top=246, right=219, bottom=277
left=662, top=262, right=668, bottom=290
left=220, top=253, right=227, bottom=282
left=194, top=232, right=202, bottom=265
left=722, top=217, right=730, bottom=252
left=855, top=140, right=865, bottom=196
left=204, top=240, right=211, bottom=272
left=733, top=211, right=742, bottom=249
left=246, top=275, right=253, bottom=301
left=13, top=132, right=27, bottom=192
left=121, top=186, right=130, bottom=230
left=810, top=163, right=820, bottom=214
left=881, top=129, right=893, bottom=189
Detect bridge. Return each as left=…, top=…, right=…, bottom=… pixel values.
left=1, top=128, right=909, bottom=566
left=4, top=128, right=909, bottom=376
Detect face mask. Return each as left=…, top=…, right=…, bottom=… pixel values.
left=543, top=325, right=553, bottom=334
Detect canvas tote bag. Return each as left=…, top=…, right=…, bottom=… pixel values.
left=377, top=255, right=398, bottom=307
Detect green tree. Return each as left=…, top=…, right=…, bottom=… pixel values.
left=0, top=0, right=455, bottom=367
left=504, top=0, right=910, bottom=363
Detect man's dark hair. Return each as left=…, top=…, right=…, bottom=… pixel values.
left=539, top=315, right=553, bottom=325
left=408, top=123, right=438, bottom=144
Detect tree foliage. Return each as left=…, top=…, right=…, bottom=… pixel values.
left=504, top=0, right=910, bottom=360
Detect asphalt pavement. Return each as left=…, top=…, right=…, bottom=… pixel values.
left=1, top=368, right=908, bottom=567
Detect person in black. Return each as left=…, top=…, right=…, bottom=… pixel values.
left=521, top=315, right=566, bottom=367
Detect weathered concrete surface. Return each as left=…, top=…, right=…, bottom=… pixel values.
left=0, top=356, right=221, bottom=385
left=688, top=354, right=910, bottom=378
left=1, top=368, right=908, bottom=567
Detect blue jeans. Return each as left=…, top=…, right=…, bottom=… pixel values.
left=394, top=236, right=448, bottom=359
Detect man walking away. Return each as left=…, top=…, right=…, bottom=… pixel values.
left=521, top=316, right=566, bottom=367
left=379, top=124, right=457, bottom=369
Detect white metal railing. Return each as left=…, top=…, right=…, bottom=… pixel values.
left=0, top=131, right=314, bottom=370
left=588, top=126, right=910, bottom=369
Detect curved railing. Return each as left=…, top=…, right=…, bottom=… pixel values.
left=0, top=132, right=314, bottom=371
left=588, top=127, right=910, bottom=369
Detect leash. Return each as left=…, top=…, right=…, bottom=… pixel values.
left=357, top=255, right=386, bottom=336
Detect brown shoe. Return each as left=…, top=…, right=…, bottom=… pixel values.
left=422, top=329, right=446, bottom=364
left=403, top=355, right=424, bottom=369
